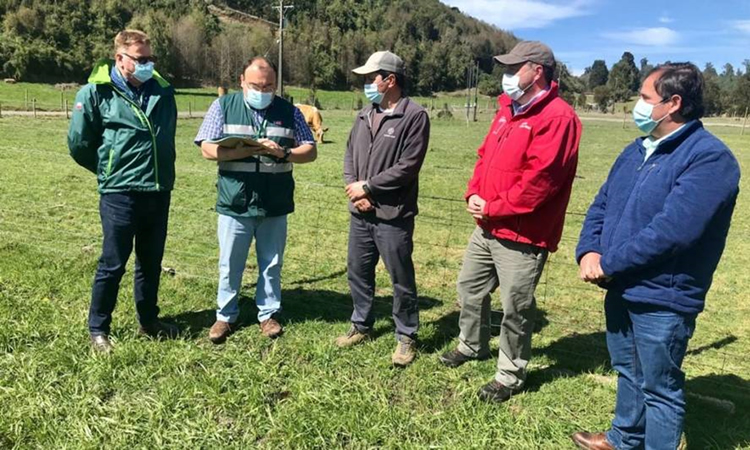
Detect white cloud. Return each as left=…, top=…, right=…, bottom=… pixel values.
left=659, top=16, right=674, bottom=24
left=732, top=20, right=750, bottom=34
left=441, top=0, right=592, bottom=30
left=603, top=27, right=680, bottom=47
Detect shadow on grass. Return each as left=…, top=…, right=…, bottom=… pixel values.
left=527, top=331, right=748, bottom=448
left=684, top=374, right=750, bottom=449
left=168, top=286, right=442, bottom=340
left=418, top=306, right=551, bottom=355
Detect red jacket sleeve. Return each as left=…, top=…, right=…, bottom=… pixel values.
left=485, top=115, right=580, bottom=218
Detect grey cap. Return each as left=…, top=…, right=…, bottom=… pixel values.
left=494, top=41, right=556, bottom=68
left=352, top=51, right=406, bottom=75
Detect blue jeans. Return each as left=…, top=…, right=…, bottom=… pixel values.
left=89, top=192, right=171, bottom=334
left=605, top=292, right=696, bottom=450
left=216, top=214, right=287, bottom=323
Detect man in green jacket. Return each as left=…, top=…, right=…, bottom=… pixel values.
left=68, top=29, right=179, bottom=353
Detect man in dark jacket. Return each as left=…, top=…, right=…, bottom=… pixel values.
left=68, top=30, right=179, bottom=352
left=439, top=41, right=581, bottom=403
left=572, top=63, right=740, bottom=450
left=336, top=51, right=430, bottom=367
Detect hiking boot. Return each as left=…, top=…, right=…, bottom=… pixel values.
left=209, top=320, right=233, bottom=344
left=260, top=316, right=283, bottom=339
left=334, top=325, right=371, bottom=348
left=90, top=333, right=113, bottom=353
left=138, top=320, right=180, bottom=339
left=477, top=380, right=521, bottom=404
left=439, top=348, right=490, bottom=368
left=392, top=336, right=417, bottom=367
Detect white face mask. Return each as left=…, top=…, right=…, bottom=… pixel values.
left=502, top=66, right=535, bottom=101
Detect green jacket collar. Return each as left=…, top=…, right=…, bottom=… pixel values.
left=88, top=59, right=170, bottom=88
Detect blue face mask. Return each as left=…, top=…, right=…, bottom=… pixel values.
left=632, top=98, right=669, bottom=134
left=364, top=82, right=384, bottom=104
left=133, top=62, right=154, bottom=83
left=245, top=88, right=274, bottom=110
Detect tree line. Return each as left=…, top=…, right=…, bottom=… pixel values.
left=581, top=52, right=750, bottom=116
left=0, top=0, right=518, bottom=96
left=1, top=0, right=748, bottom=114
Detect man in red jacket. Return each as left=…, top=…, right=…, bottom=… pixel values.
left=439, top=41, right=582, bottom=403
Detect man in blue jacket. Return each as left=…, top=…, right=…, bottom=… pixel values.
left=572, top=63, right=740, bottom=450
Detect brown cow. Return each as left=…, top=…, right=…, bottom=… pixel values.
left=295, top=104, right=328, bottom=144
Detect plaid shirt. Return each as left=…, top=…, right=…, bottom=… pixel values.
left=194, top=98, right=315, bottom=146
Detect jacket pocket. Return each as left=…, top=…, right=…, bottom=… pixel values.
left=217, top=175, right=247, bottom=211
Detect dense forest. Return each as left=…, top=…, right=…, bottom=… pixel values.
left=1, top=0, right=748, bottom=114
left=0, top=0, right=520, bottom=96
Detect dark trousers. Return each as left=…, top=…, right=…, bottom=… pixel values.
left=89, top=192, right=171, bottom=334
left=347, top=214, right=418, bottom=340
left=605, top=292, right=696, bottom=450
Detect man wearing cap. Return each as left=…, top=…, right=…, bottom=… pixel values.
left=336, top=51, right=430, bottom=367
left=439, top=41, right=582, bottom=402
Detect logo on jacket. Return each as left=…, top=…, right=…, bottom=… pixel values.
left=519, top=122, right=532, bottom=130
left=384, top=127, right=396, bottom=139
left=493, top=117, right=507, bottom=135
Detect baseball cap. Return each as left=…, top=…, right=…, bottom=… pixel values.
left=494, top=41, right=556, bottom=68
left=352, top=51, right=406, bottom=75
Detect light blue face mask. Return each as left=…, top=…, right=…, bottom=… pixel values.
left=364, top=82, right=384, bottom=104
left=245, top=88, right=275, bottom=110
left=133, top=62, right=154, bottom=83
left=632, top=98, right=669, bottom=134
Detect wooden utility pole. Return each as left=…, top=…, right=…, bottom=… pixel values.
left=273, top=0, right=294, bottom=98
left=472, top=61, right=479, bottom=122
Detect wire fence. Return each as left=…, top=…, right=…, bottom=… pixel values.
left=1, top=137, right=748, bottom=401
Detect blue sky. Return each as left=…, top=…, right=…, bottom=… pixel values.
left=441, top=0, right=750, bottom=76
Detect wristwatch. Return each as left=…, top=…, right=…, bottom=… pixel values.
left=280, top=147, right=292, bottom=162
left=362, top=182, right=372, bottom=196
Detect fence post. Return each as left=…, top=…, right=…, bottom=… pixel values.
left=622, top=112, right=628, bottom=129
left=33, top=98, right=37, bottom=118
left=188, top=101, right=192, bottom=118
left=742, top=107, right=748, bottom=136
left=65, top=99, right=69, bottom=119
left=25, top=89, right=29, bottom=111
left=60, top=91, right=64, bottom=111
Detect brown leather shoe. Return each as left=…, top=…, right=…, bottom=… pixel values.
left=259, top=317, right=283, bottom=339
left=208, top=320, right=233, bottom=344
left=571, top=432, right=614, bottom=450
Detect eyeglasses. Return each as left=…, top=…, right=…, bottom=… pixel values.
left=364, top=72, right=392, bottom=84
left=245, top=82, right=275, bottom=93
left=120, top=53, right=157, bottom=65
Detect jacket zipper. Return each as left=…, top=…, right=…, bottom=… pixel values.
left=606, top=154, right=656, bottom=249
left=106, top=149, right=114, bottom=177
left=110, top=85, right=160, bottom=190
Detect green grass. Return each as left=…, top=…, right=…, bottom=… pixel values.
left=0, top=110, right=749, bottom=448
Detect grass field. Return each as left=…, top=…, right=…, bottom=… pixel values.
left=0, top=107, right=748, bottom=448
left=0, top=82, right=494, bottom=114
